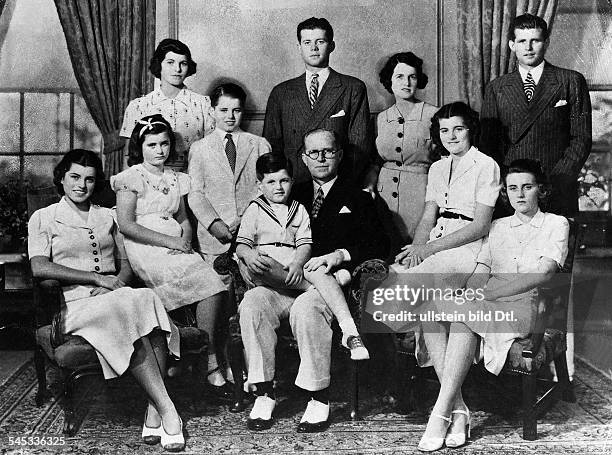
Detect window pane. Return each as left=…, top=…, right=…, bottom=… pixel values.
left=0, top=156, right=21, bottom=183
left=24, top=154, right=63, bottom=188
left=0, top=93, right=21, bottom=155
left=23, top=92, right=70, bottom=154
left=73, top=94, right=102, bottom=152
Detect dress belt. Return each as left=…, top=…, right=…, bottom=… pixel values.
left=256, top=242, right=296, bottom=248
left=440, top=211, right=473, bottom=222
left=382, top=162, right=429, bottom=174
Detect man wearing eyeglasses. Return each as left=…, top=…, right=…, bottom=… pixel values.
left=263, top=17, right=372, bottom=185
left=239, top=129, right=388, bottom=433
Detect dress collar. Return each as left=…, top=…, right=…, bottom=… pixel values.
left=151, top=86, right=191, bottom=106
left=54, top=196, right=106, bottom=228
left=385, top=101, right=425, bottom=123
left=509, top=209, right=545, bottom=228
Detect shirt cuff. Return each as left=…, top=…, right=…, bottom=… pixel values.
left=336, top=248, right=350, bottom=262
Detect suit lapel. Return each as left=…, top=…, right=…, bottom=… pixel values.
left=305, top=69, right=344, bottom=132
left=514, top=63, right=561, bottom=140
left=289, top=74, right=312, bottom=122
left=501, top=71, right=530, bottom=130
left=211, top=133, right=234, bottom=179
left=233, top=130, right=253, bottom=181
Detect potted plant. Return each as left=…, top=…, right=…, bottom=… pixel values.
left=0, top=179, right=28, bottom=253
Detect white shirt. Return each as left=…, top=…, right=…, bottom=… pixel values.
left=305, top=67, right=331, bottom=96
left=214, top=127, right=242, bottom=148
left=518, top=60, right=545, bottom=85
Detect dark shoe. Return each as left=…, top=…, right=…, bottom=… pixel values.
left=205, top=381, right=234, bottom=402
left=296, top=399, right=330, bottom=433
left=247, top=417, right=274, bottom=431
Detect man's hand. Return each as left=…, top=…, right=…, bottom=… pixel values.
left=284, top=261, right=304, bottom=286
left=395, top=243, right=434, bottom=267
left=209, top=219, right=233, bottom=244
left=242, top=250, right=275, bottom=275
left=304, top=251, right=344, bottom=273
left=228, top=218, right=240, bottom=236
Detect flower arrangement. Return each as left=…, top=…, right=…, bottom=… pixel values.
left=0, top=180, right=28, bottom=251
left=578, top=153, right=610, bottom=212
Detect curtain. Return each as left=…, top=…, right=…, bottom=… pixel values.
left=457, top=0, right=559, bottom=112
left=54, top=0, right=156, bottom=175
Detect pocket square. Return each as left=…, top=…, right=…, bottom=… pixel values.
left=330, top=110, right=346, bottom=118
left=339, top=206, right=351, bottom=214
left=554, top=99, right=568, bottom=107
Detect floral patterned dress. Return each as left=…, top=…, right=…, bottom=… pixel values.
left=111, top=164, right=225, bottom=311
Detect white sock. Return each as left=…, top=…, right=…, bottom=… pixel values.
left=207, top=354, right=226, bottom=386
left=339, top=318, right=359, bottom=345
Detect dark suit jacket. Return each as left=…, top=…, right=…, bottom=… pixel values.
left=263, top=69, right=372, bottom=185
left=480, top=62, right=592, bottom=216
left=292, top=178, right=389, bottom=273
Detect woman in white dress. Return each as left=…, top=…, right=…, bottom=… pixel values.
left=120, top=39, right=215, bottom=169
left=113, top=114, right=231, bottom=398
left=29, top=149, right=185, bottom=451
left=415, top=159, right=569, bottom=451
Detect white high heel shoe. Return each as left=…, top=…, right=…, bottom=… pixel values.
left=445, top=406, right=471, bottom=448
left=141, top=407, right=162, bottom=445
left=161, top=416, right=185, bottom=452
left=417, top=413, right=452, bottom=452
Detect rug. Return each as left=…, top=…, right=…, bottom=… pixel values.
left=0, top=353, right=611, bottom=454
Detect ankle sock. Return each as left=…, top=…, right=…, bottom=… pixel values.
left=339, top=318, right=359, bottom=340
left=253, top=381, right=275, bottom=398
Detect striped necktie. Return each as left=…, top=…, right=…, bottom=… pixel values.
left=524, top=71, right=536, bottom=102
left=225, top=133, right=236, bottom=172
left=311, top=187, right=324, bottom=218
left=309, top=74, right=319, bottom=109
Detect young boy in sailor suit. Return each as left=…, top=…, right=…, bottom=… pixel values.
left=236, top=153, right=369, bottom=361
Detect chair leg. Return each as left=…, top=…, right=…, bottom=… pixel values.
left=350, top=360, right=361, bottom=420
left=34, top=347, right=47, bottom=406
left=522, top=373, right=537, bottom=441
left=395, top=354, right=421, bottom=414
left=62, top=370, right=78, bottom=436
left=554, top=353, right=576, bottom=403
left=228, top=339, right=246, bottom=413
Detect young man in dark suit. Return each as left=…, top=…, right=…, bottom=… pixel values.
left=263, top=17, right=372, bottom=185
left=480, top=13, right=592, bottom=217
left=238, top=129, right=388, bottom=433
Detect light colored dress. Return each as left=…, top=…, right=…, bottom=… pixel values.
left=376, top=102, right=438, bottom=242
left=120, top=86, right=215, bottom=163
left=393, top=146, right=501, bottom=283
left=111, top=164, right=225, bottom=311
left=458, top=210, right=569, bottom=375
left=28, top=198, right=180, bottom=379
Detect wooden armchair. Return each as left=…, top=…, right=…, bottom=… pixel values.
left=216, top=253, right=365, bottom=419
left=27, top=185, right=208, bottom=435
left=351, top=221, right=578, bottom=440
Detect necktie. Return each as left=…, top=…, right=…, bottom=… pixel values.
left=309, top=74, right=319, bottom=109
left=225, top=133, right=236, bottom=172
left=311, top=187, right=324, bottom=219
left=524, top=71, right=536, bottom=102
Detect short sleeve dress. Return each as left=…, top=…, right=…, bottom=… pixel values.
left=393, top=146, right=502, bottom=287
left=459, top=211, right=570, bottom=375
left=120, top=87, right=215, bottom=165
left=111, top=164, right=225, bottom=311
left=27, top=198, right=180, bottom=379
left=375, top=101, right=438, bottom=242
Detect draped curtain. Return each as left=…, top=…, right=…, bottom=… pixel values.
left=457, top=0, right=559, bottom=112
left=54, top=0, right=156, bottom=175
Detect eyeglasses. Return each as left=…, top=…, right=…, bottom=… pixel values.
left=303, top=148, right=338, bottom=160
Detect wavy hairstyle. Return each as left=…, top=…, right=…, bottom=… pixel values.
left=53, top=149, right=105, bottom=195
left=430, top=102, right=480, bottom=154
left=149, top=39, right=197, bottom=79
left=379, top=52, right=429, bottom=93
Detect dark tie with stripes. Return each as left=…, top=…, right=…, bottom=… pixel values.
left=225, top=133, right=236, bottom=172
left=524, top=72, right=536, bottom=102
left=309, top=74, right=319, bottom=109
left=311, top=187, right=324, bottom=218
